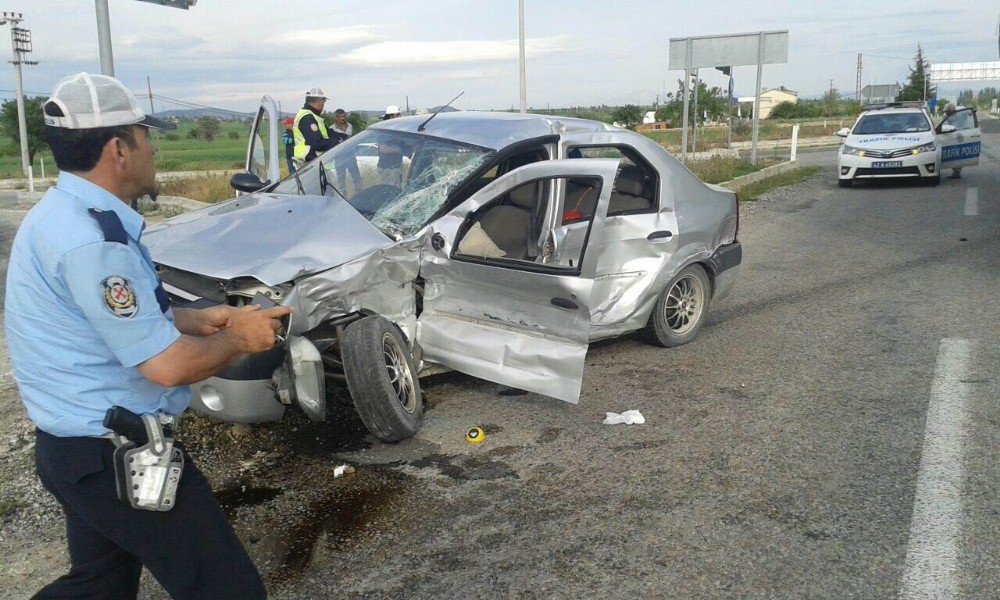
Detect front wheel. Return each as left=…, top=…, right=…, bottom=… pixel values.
left=838, top=178, right=852, bottom=188
left=342, top=316, right=423, bottom=442
left=924, top=173, right=941, bottom=186
left=641, top=264, right=711, bottom=348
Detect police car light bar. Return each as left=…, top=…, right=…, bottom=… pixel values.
left=135, top=0, right=196, bottom=9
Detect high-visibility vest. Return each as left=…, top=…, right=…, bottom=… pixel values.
left=293, top=107, right=329, bottom=161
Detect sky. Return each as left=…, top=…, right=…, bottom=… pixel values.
left=2, top=0, right=998, bottom=114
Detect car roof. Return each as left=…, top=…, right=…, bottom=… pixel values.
left=859, top=107, right=927, bottom=116
left=368, top=110, right=621, bottom=150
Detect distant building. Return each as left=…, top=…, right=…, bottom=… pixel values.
left=737, top=86, right=798, bottom=118
left=636, top=121, right=670, bottom=132
left=643, top=110, right=657, bottom=125
left=861, top=83, right=900, bottom=105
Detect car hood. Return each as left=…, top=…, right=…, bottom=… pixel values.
left=144, top=193, right=395, bottom=286
left=845, top=131, right=935, bottom=151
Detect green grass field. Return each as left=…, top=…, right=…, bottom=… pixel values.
left=642, top=119, right=849, bottom=150
left=0, top=119, right=250, bottom=179
left=0, top=116, right=829, bottom=180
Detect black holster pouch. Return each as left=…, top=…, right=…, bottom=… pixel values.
left=104, top=407, right=184, bottom=511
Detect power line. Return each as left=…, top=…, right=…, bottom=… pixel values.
left=135, top=93, right=248, bottom=116
left=861, top=53, right=912, bottom=61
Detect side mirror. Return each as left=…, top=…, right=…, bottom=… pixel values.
left=835, top=127, right=850, bottom=138
left=230, top=172, right=269, bottom=193
left=938, top=124, right=956, bottom=134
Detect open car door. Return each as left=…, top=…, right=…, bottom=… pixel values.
left=417, top=158, right=619, bottom=403
left=937, top=108, right=981, bottom=170
left=240, top=95, right=281, bottom=194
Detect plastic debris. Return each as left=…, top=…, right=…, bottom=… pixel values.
left=603, top=410, right=646, bottom=425
left=332, top=464, right=356, bottom=478
left=465, top=427, right=486, bottom=444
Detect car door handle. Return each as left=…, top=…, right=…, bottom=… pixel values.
left=647, top=230, right=673, bottom=241
left=551, top=297, right=578, bottom=310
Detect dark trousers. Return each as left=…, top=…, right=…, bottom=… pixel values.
left=32, top=430, right=265, bottom=600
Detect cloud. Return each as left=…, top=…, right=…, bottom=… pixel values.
left=336, top=36, right=571, bottom=67
left=275, top=26, right=387, bottom=48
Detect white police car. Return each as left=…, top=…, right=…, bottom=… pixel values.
left=835, top=104, right=981, bottom=187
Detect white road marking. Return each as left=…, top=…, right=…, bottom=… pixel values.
left=964, top=188, right=978, bottom=216
left=900, top=338, right=972, bottom=600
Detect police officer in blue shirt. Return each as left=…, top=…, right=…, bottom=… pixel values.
left=5, top=73, right=290, bottom=599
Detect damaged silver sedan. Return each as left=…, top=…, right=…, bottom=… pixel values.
left=144, top=97, right=742, bottom=442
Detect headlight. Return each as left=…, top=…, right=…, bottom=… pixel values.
left=910, top=143, right=935, bottom=155
left=842, top=145, right=866, bottom=156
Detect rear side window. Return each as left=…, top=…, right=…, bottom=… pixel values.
left=567, top=146, right=657, bottom=217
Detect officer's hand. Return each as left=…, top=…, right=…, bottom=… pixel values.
left=226, top=305, right=293, bottom=353
left=196, top=305, right=240, bottom=335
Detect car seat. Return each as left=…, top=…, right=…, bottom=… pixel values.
left=476, top=182, right=538, bottom=260
left=609, top=165, right=652, bottom=214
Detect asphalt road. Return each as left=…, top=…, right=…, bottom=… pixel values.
left=1, top=128, right=997, bottom=599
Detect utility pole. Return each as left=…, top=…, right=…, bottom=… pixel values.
left=405, top=95, right=409, bottom=114
left=855, top=53, right=862, bottom=104
left=692, top=69, right=699, bottom=154
left=95, top=0, right=114, bottom=76
left=146, top=75, right=155, bottom=114
left=1, top=12, right=37, bottom=184
left=518, top=0, right=527, bottom=113
left=96, top=1, right=196, bottom=78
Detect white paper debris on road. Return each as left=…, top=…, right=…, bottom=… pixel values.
left=333, top=464, right=356, bottom=478
left=603, top=410, right=646, bottom=425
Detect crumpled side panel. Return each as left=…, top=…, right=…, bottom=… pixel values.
left=587, top=212, right=677, bottom=336
left=284, top=236, right=425, bottom=340
left=416, top=312, right=585, bottom=403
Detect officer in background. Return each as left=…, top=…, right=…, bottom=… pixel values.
left=282, top=116, right=296, bottom=174
left=377, top=104, right=409, bottom=186
left=5, top=72, right=290, bottom=599
left=943, top=104, right=963, bottom=179
left=293, top=87, right=338, bottom=165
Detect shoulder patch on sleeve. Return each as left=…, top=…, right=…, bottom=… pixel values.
left=102, top=276, right=139, bottom=319
left=87, top=208, right=129, bottom=245
left=310, top=123, right=319, bottom=132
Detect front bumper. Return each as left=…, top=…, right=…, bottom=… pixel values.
left=838, top=151, right=939, bottom=179
left=188, top=337, right=327, bottom=423
left=191, top=377, right=285, bottom=423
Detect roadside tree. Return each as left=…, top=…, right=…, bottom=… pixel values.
left=898, top=44, right=935, bottom=101
left=611, top=105, right=643, bottom=130
left=193, top=116, right=222, bottom=142
left=0, top=96, right=48, bottom=165
left=347, top=111, right=368, bottom=133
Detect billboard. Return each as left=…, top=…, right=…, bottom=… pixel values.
left=669, top=31, right=788, bottom=70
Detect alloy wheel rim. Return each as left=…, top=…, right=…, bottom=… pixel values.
left=382, top=332, right=417, bottom=413
left=663, top=275, right=705, bottom=335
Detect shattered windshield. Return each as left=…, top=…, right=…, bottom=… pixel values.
left=271, top=129, right=494, bottom=238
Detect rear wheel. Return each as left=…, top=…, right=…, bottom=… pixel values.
left=342, top=316, right=423, bottom=442
left=641, top=264, right=711, bottom=348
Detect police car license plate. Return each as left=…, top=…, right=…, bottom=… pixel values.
left=872, top=161, right=903, bottom=168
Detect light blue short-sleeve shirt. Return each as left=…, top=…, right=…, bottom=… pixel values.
left=5, top=172, right=189, bottom=437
